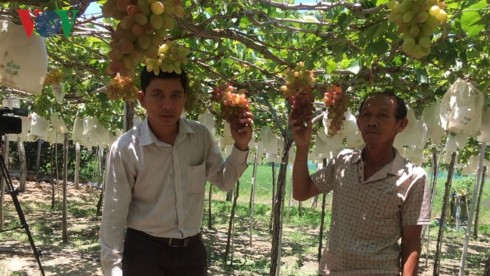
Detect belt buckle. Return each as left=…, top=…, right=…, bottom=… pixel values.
left=168, top=238, right=189, bottom=247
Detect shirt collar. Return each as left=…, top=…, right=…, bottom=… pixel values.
left=140, top=117, right=194, bottom=146
left=352, top=147, right=405, bottom=176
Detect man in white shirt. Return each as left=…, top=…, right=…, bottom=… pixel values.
left=99, top=68, right=253, bottom=275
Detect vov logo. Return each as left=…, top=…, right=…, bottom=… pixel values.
left=16, top=9, right=79, bottom=38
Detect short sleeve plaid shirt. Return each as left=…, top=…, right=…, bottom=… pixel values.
left=311, top=148, right=431, bottom=275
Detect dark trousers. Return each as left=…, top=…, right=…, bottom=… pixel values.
left=122, top=228, right=207, bottom=276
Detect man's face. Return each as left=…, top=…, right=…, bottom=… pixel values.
left=138, top=78, right=187, bottom=131
left=356, top=95, right=407, bottom=146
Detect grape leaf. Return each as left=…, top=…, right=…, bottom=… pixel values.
left=460, top=1, right=486, bottom=37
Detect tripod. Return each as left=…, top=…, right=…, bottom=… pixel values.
left=0, top=135, right=45, bottom=276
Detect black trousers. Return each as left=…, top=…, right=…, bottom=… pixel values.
left=122, top=228, right=207, bottom=276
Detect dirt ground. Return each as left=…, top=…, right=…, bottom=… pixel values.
left=0, top=181, right=489, bottom=276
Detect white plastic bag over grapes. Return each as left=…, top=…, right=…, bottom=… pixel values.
left=198, top=110, right=216, bottom=136
left=0, top=20, right=47, bottom=94
left=477, top=106, right=490, bottom=143
left=72, top=116, right=84, bottom=143
left=50, top=113, right=68, bottom=134
left=394, top=106, right=420, bottom=149
left=17, top=116, right=31, bottom=142
left=29, top=113, right=49, bottom=140
left=422, top=102, right=445, bottom=144
left=440, top=78, right=484, bottom=136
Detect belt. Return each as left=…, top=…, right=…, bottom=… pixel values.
left=127, top=228, right=202, bottom=248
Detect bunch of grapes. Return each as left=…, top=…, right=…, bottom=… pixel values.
left=279, top=62, right=316, bottom=125
left=106, top=73, right=140, bottom=101
left=144, top=41, right=190, bottom=75
left=102, top=0, right=185, bottom=77
left=211, top=83, right=250, bottom=123
left=323, top=85, right=349, bottom=135
left=44, top=69, right=64, bottom=86
left=388, top=0, right=448, bottom=59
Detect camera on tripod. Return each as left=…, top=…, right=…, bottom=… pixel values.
left=0, top=107, right=28, bottom=135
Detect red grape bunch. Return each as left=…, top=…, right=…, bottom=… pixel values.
left=106, top=73, right=140, bottom=101
left=388, top=0, right=448, bottom=59
left=102, top=0, right=185, bottom=77
left=279, top=62, right=316, bottom=126
left=211, top=83, right=250, bottom=123
left=323, top=85, right=349, bottom=135
left=145, top=41, right=190, bottom=75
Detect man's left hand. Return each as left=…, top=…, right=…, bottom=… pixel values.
left=230, top=111, right=253, bottom=151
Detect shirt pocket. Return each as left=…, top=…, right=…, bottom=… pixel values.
left=187, top=162, right=206, bottom=194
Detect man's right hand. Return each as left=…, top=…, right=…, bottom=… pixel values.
left=289, top=116, right=312, bottom=149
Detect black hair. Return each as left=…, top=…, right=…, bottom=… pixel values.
left=139, top=67, right=188, bottom=94
left=358, top=90, right=407, bottom=120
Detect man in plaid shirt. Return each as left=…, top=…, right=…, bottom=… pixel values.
left=290, top=91, right=431, bottom=275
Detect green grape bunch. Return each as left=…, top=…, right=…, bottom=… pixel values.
left=279, top=62, right=316, bottom=126
left=144, top=41, right=190, bottom=75
left=388, top=0, right=448, bottom=59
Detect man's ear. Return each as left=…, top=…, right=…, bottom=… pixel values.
left=397, top=117, right=408, bottom=133
left=137, top=90, right=145, bottom=106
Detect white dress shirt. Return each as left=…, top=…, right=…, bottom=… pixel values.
left=99, top=117, right=248, bottom=275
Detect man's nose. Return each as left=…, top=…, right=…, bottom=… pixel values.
left=159, top=99, right=173, bottom=108
left=367, top=116, right=377, bottom=126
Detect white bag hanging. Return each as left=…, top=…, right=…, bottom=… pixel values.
left=198, top=109, right=216, bottom=136
left=72, top=116, right=84, bottom=143
left=318, top=129, right=344, bottom=160
left=93, top=125, right=110, bottom=147
left=311, top=133, right=329, bottom=161
left=422, top=102, right=445, bottom=144
left=402, top=146, right=425, bottom=165
left=260, top=127, right=279, bottom=157
left=52, top=84, right=65, bottom=103
left=440, top=78, right=484, bottom=136
left=50, top=113, right=68, bottom=134
left=46, top=128, right=62, bottom=145
left=17, top=116, right=31, bottom=142
left=477, top=106, right=490, bottom=143
left=83, top=116, right=97, bottom=135
left=0, top=20, right=48, bottom=94
left=30, top=113, right=49, bottom=139
left=461, top=155, right=479, bottom=176
left=2, top=95, right=20, bottom=108
left=443, top=133, right=458, bottom=164
left=394, top=106, right=420, bottom=149
left=337, top=109, right=357, bottom=138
